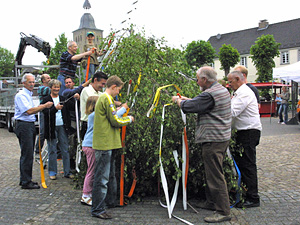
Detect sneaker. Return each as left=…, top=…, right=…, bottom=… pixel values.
left=81, top=196, right=92, bottom=206
left=281, top=122, right=286, bottom=125
left=278, top=121, right=281, bottom=124
left=204, top=212, right=231, bottom=223
left=194, top=201, right=216, bottom=211
left=50, top=175, right=57, bottom=180
left=64, top=174, right=74, bottom=179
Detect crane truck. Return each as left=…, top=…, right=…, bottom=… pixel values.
left=0, top=32, right=51, bottom=132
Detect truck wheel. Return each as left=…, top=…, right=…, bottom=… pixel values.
left=7, top=114, right=14, bottom=132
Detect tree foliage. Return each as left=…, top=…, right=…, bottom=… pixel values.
left=184, top=40, right=216, bottom=69
left=43, top=33, right=68, bottom=79
left=250, top=34, right=280, bottom=82
left=0, top=46, right=15, bottom=77
left=74, top=29, right=242, bottom=204
left=218, top=44, right=240, bottom=77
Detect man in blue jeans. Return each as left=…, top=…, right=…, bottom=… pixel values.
left=278, top=86, right=290, bottom=124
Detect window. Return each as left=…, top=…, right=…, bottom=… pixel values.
left=240, top=57, right=247, bottom=67
left=281, top=51, right=289, bottom=64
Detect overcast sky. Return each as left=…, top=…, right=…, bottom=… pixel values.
left=1, top=0, right=299, bottom=65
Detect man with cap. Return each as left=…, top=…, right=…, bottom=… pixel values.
left=81, top=31, right=105, bottom=80
left=58, top=41, right=93, bottom=95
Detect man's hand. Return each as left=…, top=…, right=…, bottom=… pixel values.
left=55, top=103, right=63, bottom=110
left=44, top=101, right=53, bottom=108
left=74, top=93, right=80, bottom=100
left=86, top=49, right=93, bottom=56
left=83, top=78, right=92, bottom=87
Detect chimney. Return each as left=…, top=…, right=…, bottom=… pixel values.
left=258, top=19, right=269, bottom=30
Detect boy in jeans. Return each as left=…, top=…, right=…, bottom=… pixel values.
left=91, top=75, right=134, bottom=219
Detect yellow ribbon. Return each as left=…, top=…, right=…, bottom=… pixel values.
left=147, top=83, right=181, bottom=118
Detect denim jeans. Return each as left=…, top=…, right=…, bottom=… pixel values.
left=83, top=64, right=96, bottom=81
left=47, top=125, right=70, bottom=176
left=35, top=112, right=45, bottom=154
left=91, top=150, right=117, bottom=216
left=15, top=120, right=36, bottom=185
left=279, top=103, right=288, bottom=123
left=57, top=74, right=66, bottom=96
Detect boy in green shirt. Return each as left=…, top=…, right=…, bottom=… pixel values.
left=91, top=75, right=134, bottom=219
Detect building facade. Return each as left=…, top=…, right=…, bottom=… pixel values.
left=72, top=0, right=103, bottom=54
left=208, top=18, right=300, bottom=82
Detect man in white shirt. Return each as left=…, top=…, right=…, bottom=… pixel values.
left=80, top=71, right=108, bottom=138
left=228, top=70, right=262, bottom=208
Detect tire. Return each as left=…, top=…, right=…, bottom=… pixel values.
left=7, top=114, right=14, bottom=132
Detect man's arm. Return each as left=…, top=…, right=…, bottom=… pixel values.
left=174, top=92, right=215, bottom=114
left=26, top=102, right=53, bottom=115
left=231, top=93, right=249, bottom=118
left=104, top=96, right=133, bottom=127
left=71, top=50, right=93, bottom=61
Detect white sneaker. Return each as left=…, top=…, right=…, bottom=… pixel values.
left=81, top=196, right=92, bottom=206
left=281, top=122, right=286, bottom=125
left=278, top=121, right=281, bottom=124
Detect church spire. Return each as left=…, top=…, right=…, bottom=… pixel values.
left=83, top=0, right=91, bottom=10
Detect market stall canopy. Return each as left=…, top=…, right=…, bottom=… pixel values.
left=273, top=61, right=300, bottom=82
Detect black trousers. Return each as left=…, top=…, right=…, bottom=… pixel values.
left=15, top=120, right=36, bottom=185
left=235, top=129, right=261, bottom=203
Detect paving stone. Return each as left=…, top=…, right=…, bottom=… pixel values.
left=1, top=117, right=300, bottom=224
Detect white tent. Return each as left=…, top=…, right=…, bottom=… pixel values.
left=273, top=61, right=300, bottom=82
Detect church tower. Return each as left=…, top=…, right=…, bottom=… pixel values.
left=73, top=0, right=103, bottom=53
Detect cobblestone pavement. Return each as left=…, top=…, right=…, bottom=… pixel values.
left=0, top=117, right=300, bottom=225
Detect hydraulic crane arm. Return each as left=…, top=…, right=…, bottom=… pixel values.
left=15, top=32, right=51, bottom=66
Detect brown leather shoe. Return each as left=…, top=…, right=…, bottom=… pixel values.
left=204, top=212, right=231, bottom=223
left=92, top=212, right=112, bottom=219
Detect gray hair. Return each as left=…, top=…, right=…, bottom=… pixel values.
left=48, top=79, right=61, bottom=88
left=229, top=70, right=245, bottom=82
left=197, top=67, right=217, bottom=82
left=21, top=73, right=35, bottom=83
left=67, top=41, right=76, bottom=49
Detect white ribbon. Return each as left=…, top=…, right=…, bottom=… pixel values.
left=180, top=109, right=188, bottom=210
left=75, top=99, right=81, bottom=172
left=158, top=104, right=194, bottom=225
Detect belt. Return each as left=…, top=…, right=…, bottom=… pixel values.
left=16, top=120, right=34, bottom=124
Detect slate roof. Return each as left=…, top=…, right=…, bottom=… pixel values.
left=73, top=13, right=103, bottom=32
left=208, top=18, right=300, bottom=55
